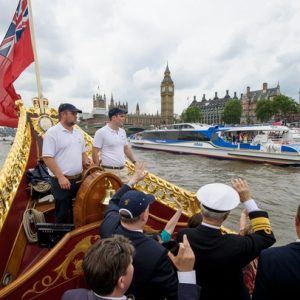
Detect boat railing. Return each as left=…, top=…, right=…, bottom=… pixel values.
left=126, top=162, right=200, bottom=217
left=0, top=100, right=31, bottom=231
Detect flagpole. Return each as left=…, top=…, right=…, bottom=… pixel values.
left=27, top=0, right=44, bottom=114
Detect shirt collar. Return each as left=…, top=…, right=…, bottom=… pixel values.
left=296, top=238, right=300, bottom=242
left=201, top=221, right=221, bottom=230
left=58, top=122, right=73, bottom=133
left=107, top=123, right=120, bottom=133
left=93, top=292, right=127, bottom=300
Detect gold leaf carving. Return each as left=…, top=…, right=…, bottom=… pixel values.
left=22, top=235, right=98, bottom=299
left=0, top=101, right=31, bottom=230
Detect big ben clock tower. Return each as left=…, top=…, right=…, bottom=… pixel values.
left=161, top=64, right=174, bottom=124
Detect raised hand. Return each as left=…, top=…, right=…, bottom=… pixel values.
left=168, top=234, right=195, bottom=272
left=128, top=161, right=148, bottom=186
left=231, top=178, right=251, bottom=203
left=174, top=198, right=183, bottom=210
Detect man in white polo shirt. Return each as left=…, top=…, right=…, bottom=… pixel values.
left=92, top=108, right=137, bottom=182
left=43, top=103, right=91, bottom=223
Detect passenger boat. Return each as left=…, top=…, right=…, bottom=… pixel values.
left=129, top=123, right=300, bottom=166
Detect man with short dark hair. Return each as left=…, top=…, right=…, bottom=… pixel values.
left=177, top=179, right=276, bottom=300
left=61, top=235, right=135, bottom=300
left=43, top=103, right=90, bottom=223
left=61, top=234, right=199, bottom=300
left=99, top=162, right=199, bottom=300
left=92, top=108, right=136, bottom=182
left=252, top=204, right=300, bottom=299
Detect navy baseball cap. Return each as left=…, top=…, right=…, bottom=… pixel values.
left=119, top=190, right=155, bottom=218
left=108, top=107, right=127, bottom=119
left=58, top=103, right=82, bottom=114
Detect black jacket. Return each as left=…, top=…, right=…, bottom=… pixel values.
left=177, top=210, right=276, bottom=300
left=252, top=242, right=300, bottom=300
left=99, top=184, right=179, bottom=300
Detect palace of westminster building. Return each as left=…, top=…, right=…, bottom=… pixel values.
left=80, top=64, right=175, bottom=128
left=80, top=64, right=292, bottom=128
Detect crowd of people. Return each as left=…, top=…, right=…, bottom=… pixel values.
left=42, top=104, right=300, bottom=299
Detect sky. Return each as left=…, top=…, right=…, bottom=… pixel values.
left=1, top=0, right=300, bottom=115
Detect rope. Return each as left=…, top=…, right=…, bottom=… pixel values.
left=22, top=208, right=45, bottom=243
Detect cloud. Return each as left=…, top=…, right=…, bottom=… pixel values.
left=1, top=0, right=300, bottom=115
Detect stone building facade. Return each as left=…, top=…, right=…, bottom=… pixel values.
left=189, top=90, right=239, bottom=124
left=241, top=82, right=281, bottom=124
left=92, top=90, right=107, bottom=116
left=80, top=64, right=175, bottom=128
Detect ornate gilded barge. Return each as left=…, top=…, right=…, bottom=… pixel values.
left=0, top=99, right=201, bottom=299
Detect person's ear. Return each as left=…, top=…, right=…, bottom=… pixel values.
left=140, top=211, right=148, bottom=222
left=117, top=275, right=125, bottom=290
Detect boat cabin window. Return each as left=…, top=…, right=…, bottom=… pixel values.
left=173, top=124, right=194, bottom=129
left=220, top=131, right=257, bottom=144
left=142, top=130, right=210, bottom=141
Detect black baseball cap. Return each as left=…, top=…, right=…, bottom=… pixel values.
left=58, top=103, right=82, bottom=114
left=119, top=190, right=155, bottom=218
left=108, top=107, right=127, bottom=119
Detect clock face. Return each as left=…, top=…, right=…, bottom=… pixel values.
left=38, top=116, right=54, bottom=132
left=161, top=86, right=165, bottom=92
left=169, top=86, right=173, bottom=92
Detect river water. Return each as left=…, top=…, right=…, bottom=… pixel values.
left=1, top=141, right=299, bottom=246
left=133, top=148, right=300, bottom=246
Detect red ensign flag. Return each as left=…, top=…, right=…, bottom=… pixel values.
left=0, top=0, right=34, bottom=127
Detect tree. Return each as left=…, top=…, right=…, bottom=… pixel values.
left=223, top=99, right=242, bottom=124
left=272, top=95, right=298, bottom=121
left=181, top=106, right=202, bottom=122
left=255, top=99, right=274, bottom=123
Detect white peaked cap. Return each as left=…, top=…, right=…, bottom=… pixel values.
left=196, top=183, right=240, bottom=212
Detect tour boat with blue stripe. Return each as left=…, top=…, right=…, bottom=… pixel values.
left=129, top=123, right=300, bottom=166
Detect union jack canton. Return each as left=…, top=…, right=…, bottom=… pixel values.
left=0, top=0, right=29, bottom=58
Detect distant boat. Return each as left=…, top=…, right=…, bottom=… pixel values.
left=129, top=123, right=300, bottom=166
left=0, top=136, right=14, bottom=142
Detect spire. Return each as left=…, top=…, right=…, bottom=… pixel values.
left=110, top=93, right=114, bottom=106
left=224, top=90, right=230, bottom=98
left=136, top=103, right=140, bottom=115
left=165, top=62, right=170, bottom=75
left=213, top=92, right=218, bottom=100
left=161, top=63, right=173, bottom=84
